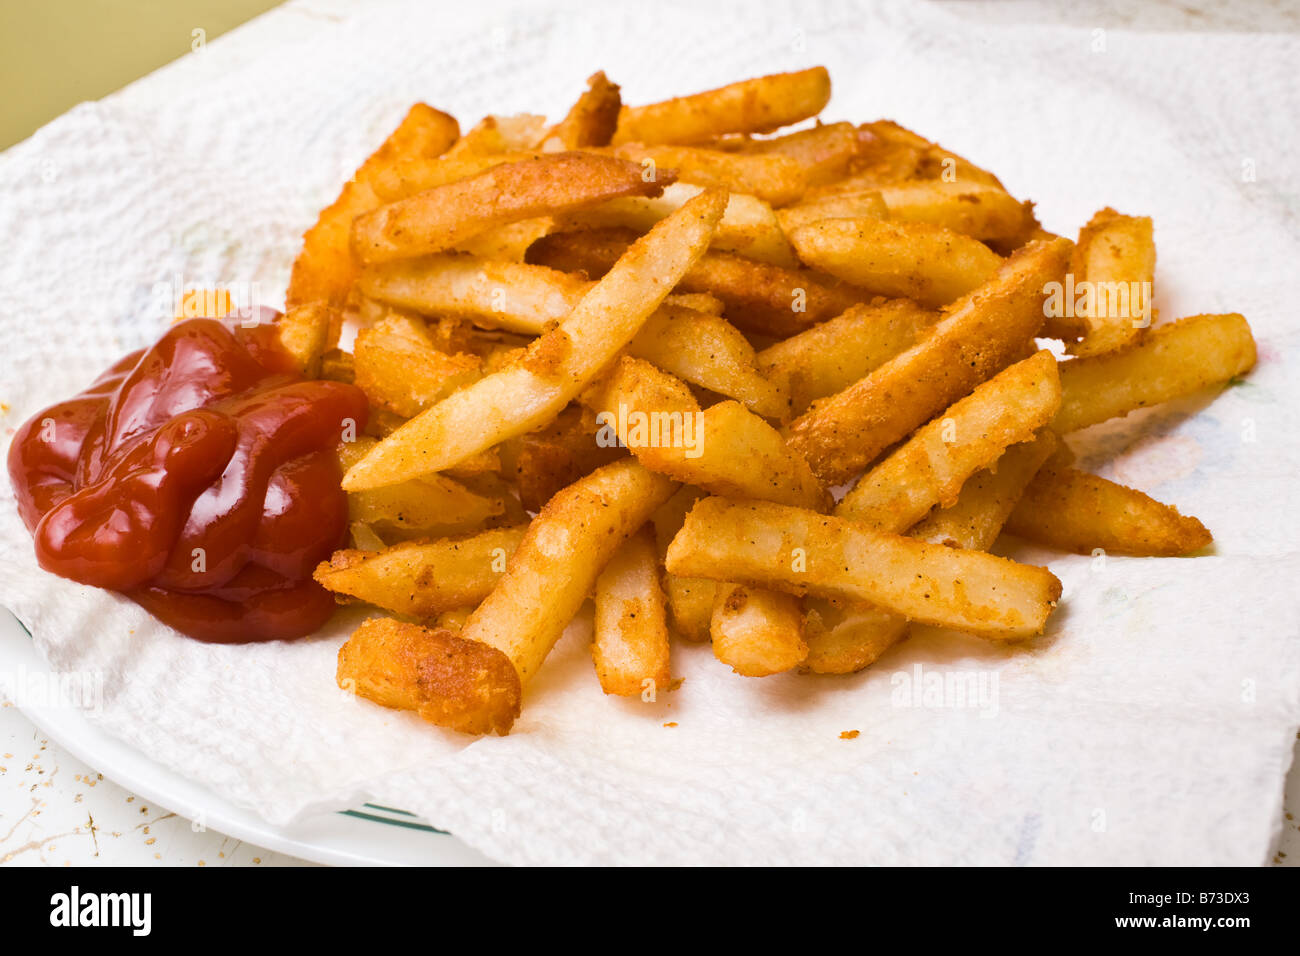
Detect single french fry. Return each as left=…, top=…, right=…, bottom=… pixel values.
left=628, top=305, right=790, bottom=419
left=1065, top=208, right=1156, bottom=357
left=740, top=121, right=868, bottom=186
left=613, top=67, right=831, bottom=145
left=342, top=188, right=727, bottom=489
left=835, top=351, right=1061, bottom=532
left=801, top=599, right=909, bottom=675
left=593, top=527, right=672, bottom=696
left=352, top=315, right=481, bottom=418
left=612, top=143, right=808, bottom=206
left=526, top=227, right=869, bottom=337
left=757, top=300, right=938, bottom=413
left=711, top=583, right=808, bottom=677
left=337, top=618, right=521, bottom=736
left=463, top=459, right=679, bottom=687
left=314, top=525, right=526, bottom=617
left=276, top=302, right=339, bottom=377
left=447, top=113, right=548, bottom=156
left=372, top=150, right=541, bottom=202
left=589, top=356, right=828, bottom=510
left=775, top=189, right=888, bottom=234
left=1004, top=453, right=1212, bottom=556
left=559, top=182, right=798, bottom=266
left=537, top=71, right=622, bottom=150
left=788, top=217, right=1003, bottom=308
left=786, top=238, right=1072, bottom=485
left=288, top=103, right=459, bottom=308
left=352, top=153, right=672, bottom=263
left=875, top=180, right=1030, bottom=242
left=358, top=255, right=588, bottom=335
left=910, top=430, right=1058, bottom=549
left=650, top=486, right=716, bottom=642
left=1054, top=313, right=1256, bottom=432
left=859, top=120, right=1005, bottom=188
left=666, top=497, right=1061, bottom=639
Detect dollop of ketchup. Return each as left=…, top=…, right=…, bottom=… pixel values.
left=7, top=313, right=369, bottom=643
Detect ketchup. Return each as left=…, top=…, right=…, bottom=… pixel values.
left=7, top=313, right=369, bottom=643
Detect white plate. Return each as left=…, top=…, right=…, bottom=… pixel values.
left=0, top=608, right=496, bottom=866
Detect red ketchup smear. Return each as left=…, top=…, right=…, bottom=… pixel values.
left=7, top=313, right=369, bottom=643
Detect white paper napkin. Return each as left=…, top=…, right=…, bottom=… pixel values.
left=2, top=0, right=1298, bottom=865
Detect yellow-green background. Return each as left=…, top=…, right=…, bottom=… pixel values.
left=0, top=0, right=284, bottom=150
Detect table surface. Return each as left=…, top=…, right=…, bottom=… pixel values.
left=2, top=0, right=1297, bottom=866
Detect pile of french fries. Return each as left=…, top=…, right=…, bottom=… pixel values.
left=277, top=68, right=1256, bottom=736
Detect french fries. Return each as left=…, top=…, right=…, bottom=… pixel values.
left=526, top=227, right=869, bottom=337
left=1054, top=313, right=1256, bottom=432
left=757, top=300, right=937, bottom=413
left=314, top=525, right=526, bottom=617
left=337, top=618, right=520, bottom=736
left=593, top=527, right=672, bottom=696
left=612, top=143, right=808, bottom=206
left=358, top=255, right=588, bottom=335
left=711, top=584, right=807, bottom=677
left=342, top=188, right=726, bottom=489
left=787, top=238, right=1071, bottom=485
left=787, top=217, right=1003, bottom=308
left=463, top=459, right=678, bottom=695
left=294, top=67, right=1255, bottom=734
left=351, top=314, right=481, bottom=417
left=288, top=103, right=459, bottom=308
left=667, top=497, right=1062, bottom=639
left=589, top=357, right=828, bottom=510
left=1004, top=452, right=1212, bottom=556
left=352, top=153, right=672, bottom=263
left=835, top=351, right=1061, bottom=532
left=613, top=67, right=830, bottom=145
left=537, top=71, right=622, bottom=150
left=1061, top=207, right=1156, bottom=356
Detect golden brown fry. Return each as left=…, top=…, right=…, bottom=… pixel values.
left=358, top=255, right=588, bottom=335
left=613, top=67, right=831, bottom=145
left=276, top=302, right=339, bottom=377
left=711, top=583, right=807, bottom=677
left=1054, top=313, right=1256, bottom=432
left=756, top=300, right=938, bottom=414
left=835, top=351, right=1061, bottom=532
left=343, top=188, right=727, bottom=489
left=910, top=430, right=1058, bottom=550
left=612, top=143, right=808, bottom=206
left=775, top=189, right=888, bottom=234
left=526, top=227, right=870, bottom=337
left=650, top=486, right=716, bottom=642
left=1064, top=208, right=1156, bottom=356
left=589, top=356, right=828, bottom=510
left=561, top=182, right=798, bottom=266
left=786, top=238, right=1072, bottom=485
left=1004, top=453, right=1212, bottom=556
left=288, top=103, right=459, bottom=308
left=593, top=527, right=672, bottom=696
left=447, top=113, right=548, bottom=156
left=859, top=120, right=1005, bottom=188
left=741, top=121, right=868, bottom=186
left=463, top=459, right=679, bottom=686
left=787, top=217, right=1003, bottom=308
left=666, top=497, right=1061, bottom=639
left=801, top=599, right=909, bottom=675
left=337, top=618, right=520, bottom=736
left=352, top=152, right=672, bottom=263
left=372, top=151, right=540, bottom=203
left=875, top=180, right=1030, bottom=242
left=314, top=525, right=526, bottom=617
left=537, top=71, right=622, bottom=150
left=628, top=305, right=790, bottom=419
left=352, top=315, right=481, bottom=418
